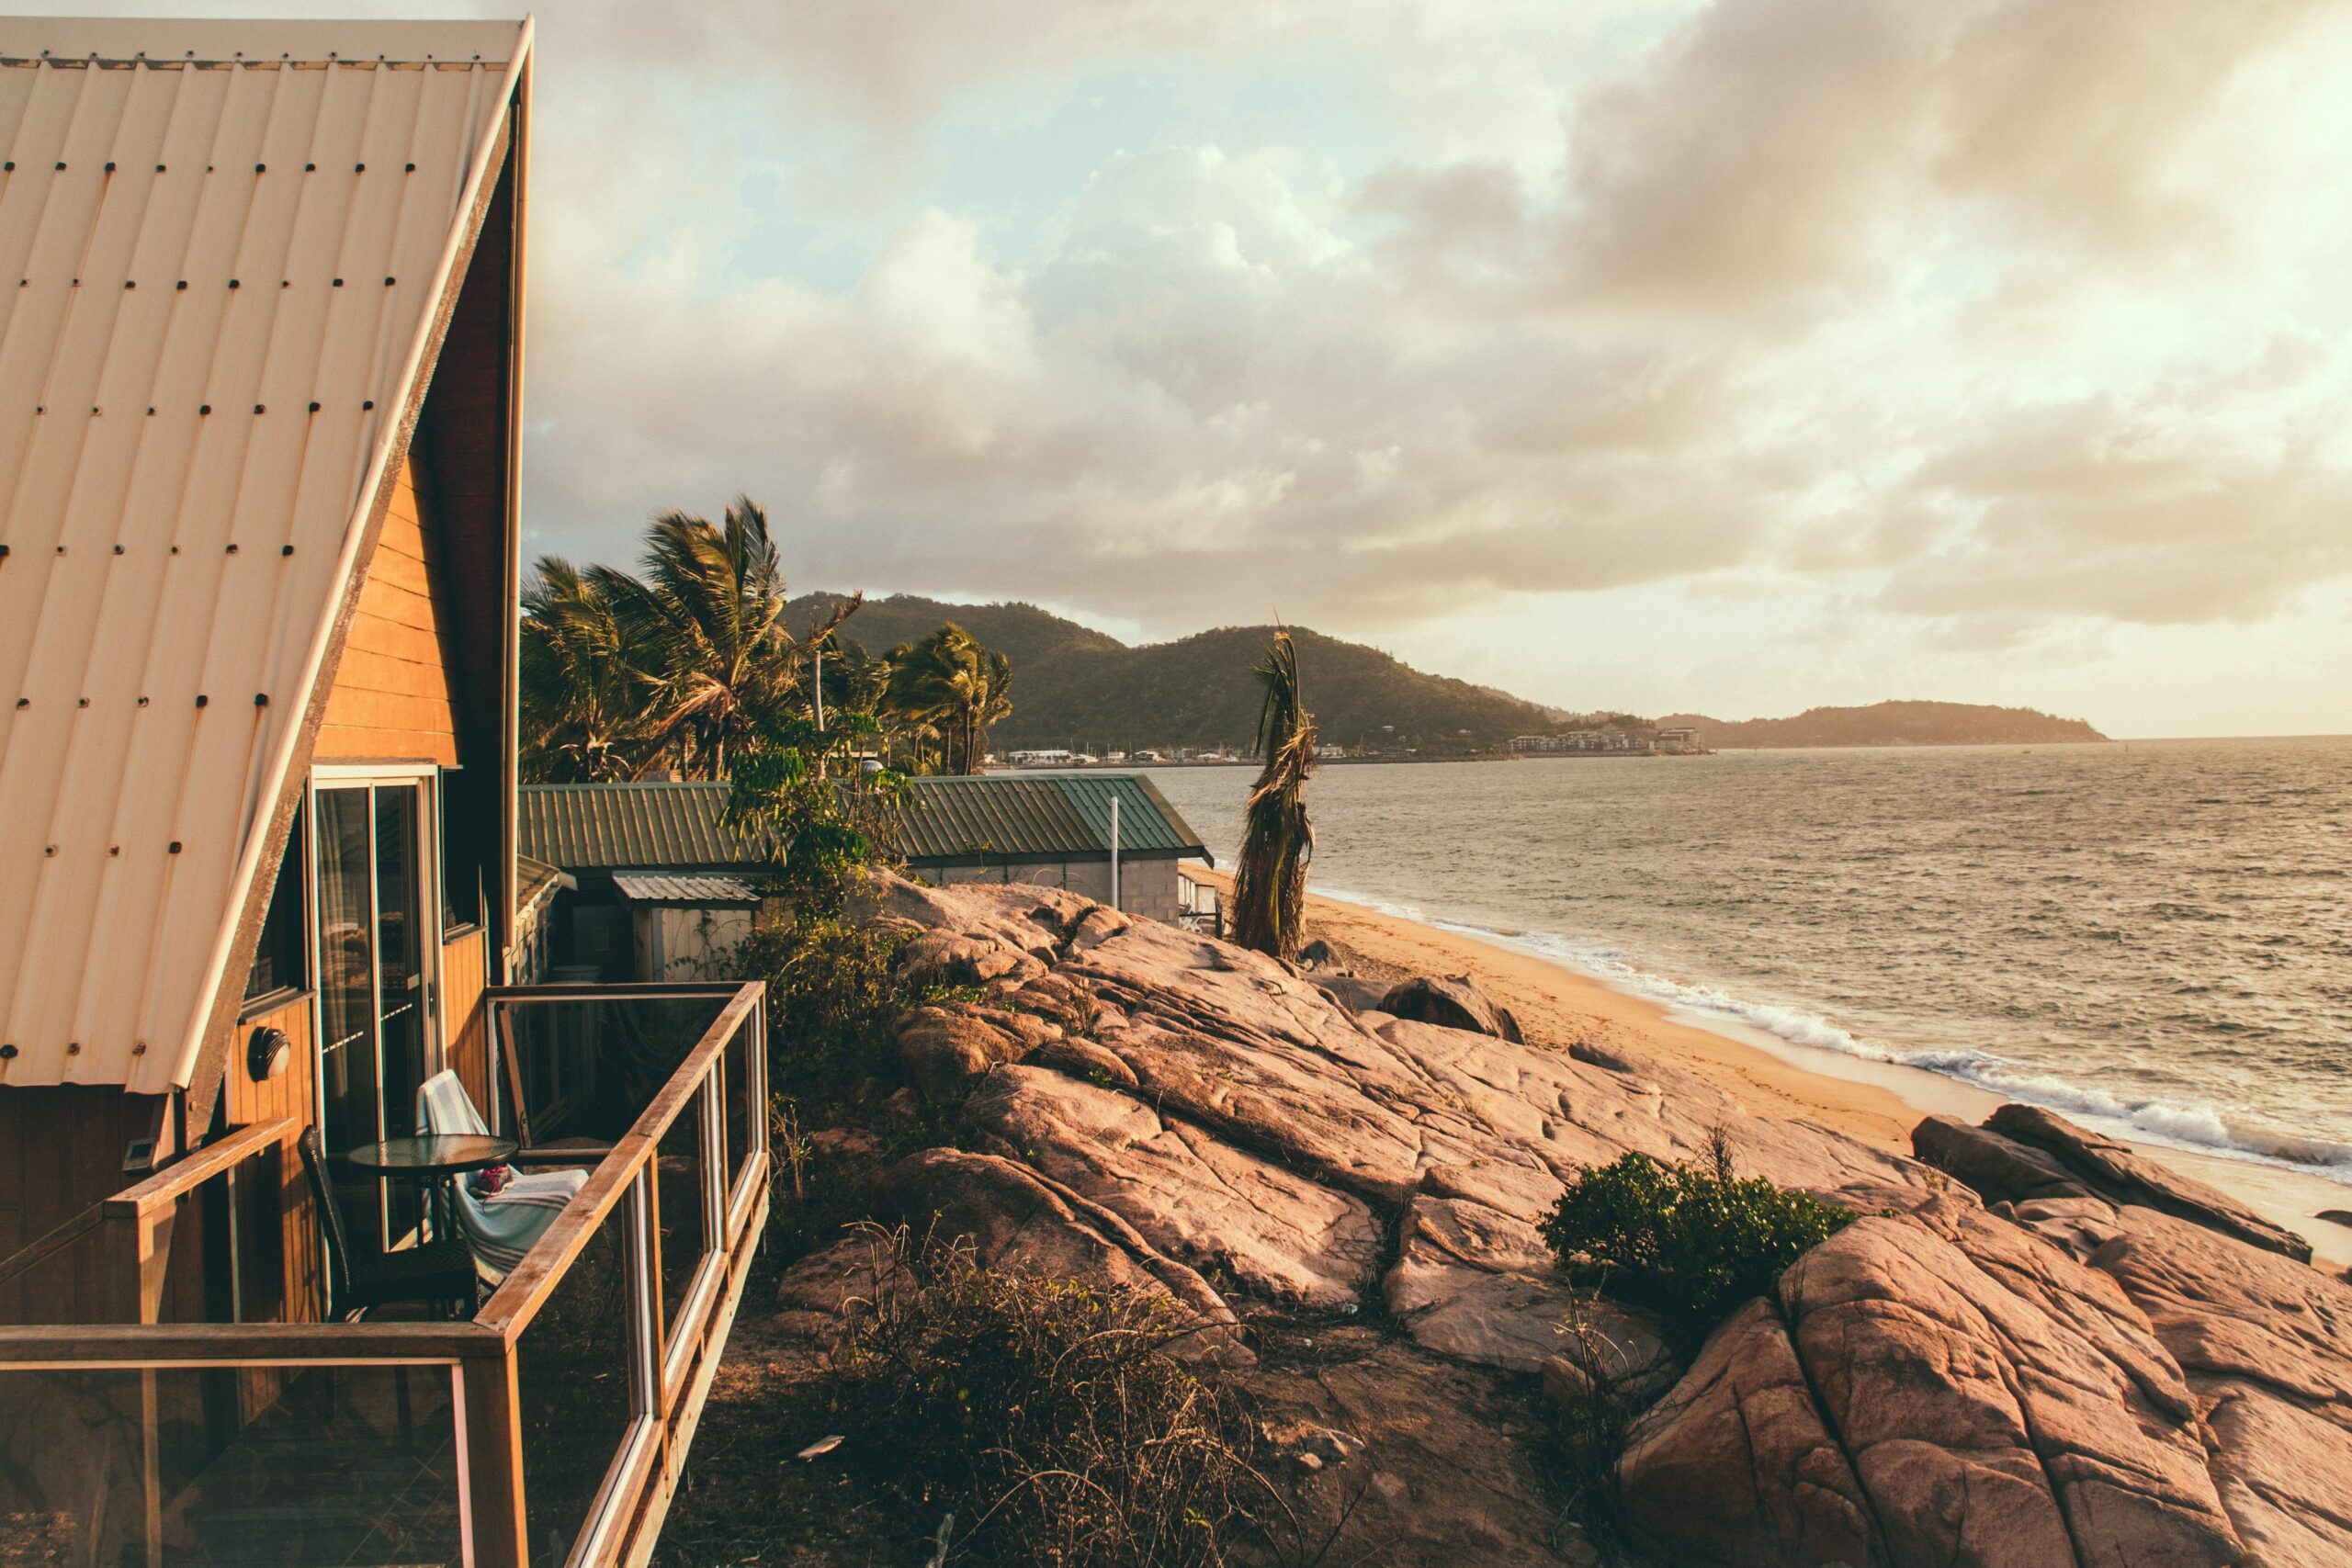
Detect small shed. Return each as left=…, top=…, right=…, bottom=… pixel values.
left=517, top=783, right=769, bottom=981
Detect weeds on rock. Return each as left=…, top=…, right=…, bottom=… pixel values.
left=1541, top=1291, right=1635, bottom=1561
left=825, top=1224, right=1269, bottom=1567
left=1540, top=1134, right=1854, bottom=1351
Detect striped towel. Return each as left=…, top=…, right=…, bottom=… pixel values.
left=416, top=1071, right=586, bottom=1277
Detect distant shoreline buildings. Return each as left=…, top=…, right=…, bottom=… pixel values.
left=1510, top=726, right=1704, bottom=756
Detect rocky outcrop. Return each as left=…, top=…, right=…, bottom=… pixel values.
left=779, top=1147, right=1248, bottom=1362
left=1379, top=973, right=1524, bottom=1042
left=781, top=874, right=2351, bottom=1568
left=1618, top=1299, right=1879, bottom=1568
left=893, top=1004, right=1049, bottom=1100
left=1916, top=1104, right=2312, bottom=1264
left=965, top=1064, right=1383, bottom=1310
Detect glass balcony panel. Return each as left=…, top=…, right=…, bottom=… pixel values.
left=496, top=995, right=729, bottom=1150
left=654, top=1100, right=711, bottom=1364
left=0, top=1360, right=463, bottom=1567
left=720, top=1021, right=756, bottom=1221
left=513, top=1183, right=638, bottom=1568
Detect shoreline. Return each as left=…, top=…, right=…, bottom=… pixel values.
left=1182, top=869, right=2352, bottom=1269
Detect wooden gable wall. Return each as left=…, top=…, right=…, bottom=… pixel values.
left=315, top=448, right=463, bottom=767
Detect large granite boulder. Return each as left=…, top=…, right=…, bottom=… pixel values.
left=1984, top=1104, right=2312, bottom=1263
left=1617, top=1299, right=1880, bottom=1568
left=1913, top=1113, right=2095, bottom=1203
left=964, top=1064, right=1383, bottom=1310
left=1379, top=973, right=1524, bottom=1042
left=2088, top=1205, right=2352, bottom=1567
left=894, top=1003, right=1050, bottom=1101
left=1624, top=1197, right=2244, bottom=1568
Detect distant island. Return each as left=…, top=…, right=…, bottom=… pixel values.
left=790, top=593, right=2106, bottom=757
left=1657, top=701, right=2109, bottom=749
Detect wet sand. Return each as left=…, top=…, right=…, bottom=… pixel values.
left=1184, top=869, right=2352, bottom=1269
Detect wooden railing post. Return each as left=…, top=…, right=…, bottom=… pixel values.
left=101, top=1202, right=174, bottom=1568
left=460, top=1337, right=529, bottom=1568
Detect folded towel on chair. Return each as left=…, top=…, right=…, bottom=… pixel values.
left=417, top=1070, right=587, bottom=1277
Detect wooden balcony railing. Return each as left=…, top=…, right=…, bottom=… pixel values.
left=0, top=979, right=768, bottom=1568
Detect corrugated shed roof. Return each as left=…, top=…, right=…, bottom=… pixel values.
left=612, top=873, right=760, bottom=907
left=0, top=18, right=529, bottom=1091
left=518, top=782, right=768, bottom=870
left=1051, top=773, right=1209, bottom=857
left=899, top=774, right=1210, bottom=863
left=898, top=776, right=1098, bottom=862
left=516, top=853, right=566, bottom=914
left=519, top=774, right=1213, bottom=874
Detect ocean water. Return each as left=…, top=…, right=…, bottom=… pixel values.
left=1142, top=738, right=2352, bottom=1184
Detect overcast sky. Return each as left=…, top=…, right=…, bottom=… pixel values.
left=46, top=1, right=2352, bottom=736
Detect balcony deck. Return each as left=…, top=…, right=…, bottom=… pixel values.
left=0, top=981, right=767, bottom=1568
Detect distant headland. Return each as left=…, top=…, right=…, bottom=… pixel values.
left=1655, top=701, right=2109, bottom=750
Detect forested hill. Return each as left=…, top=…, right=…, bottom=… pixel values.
left=788, top=593, right=1561, bottom=753
left=1657, top=702, right=2109, bottom=749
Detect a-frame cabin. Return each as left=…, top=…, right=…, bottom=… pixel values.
left=0, top=21, right=769, bottom=1566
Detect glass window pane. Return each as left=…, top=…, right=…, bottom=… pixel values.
left=374, top=784, right=429, bottom=1147
left=317, top=787, right=379, bottom=1164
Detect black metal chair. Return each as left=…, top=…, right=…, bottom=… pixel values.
left=297, top=1127, right=479, bottom=1320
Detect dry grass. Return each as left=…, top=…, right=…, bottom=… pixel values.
left=827, top=1224, right=1272, bottom=1568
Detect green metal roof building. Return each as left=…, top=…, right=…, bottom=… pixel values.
left=519, top=773, right=1211, bottom=924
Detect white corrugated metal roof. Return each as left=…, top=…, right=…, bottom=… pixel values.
left=0, top=17, right=530, bottom=1093
left=611, top=874, right=763, bottom=908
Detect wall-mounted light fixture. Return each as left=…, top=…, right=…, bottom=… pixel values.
left=246, top=1024, right=291, bottom=1083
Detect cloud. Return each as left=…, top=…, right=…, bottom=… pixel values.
left=501, top=0, right=2352, bottom=718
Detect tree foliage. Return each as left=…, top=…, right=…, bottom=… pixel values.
left=1228, top=630, right=1316, bottom=960
left=720, top=712, right=908, bottom=917
left=519, top=501, right=1014, bottom=784
left=881, top=622, right=1015, bottom=775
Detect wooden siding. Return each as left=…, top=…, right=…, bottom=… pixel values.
left=444, top=925, right=492, bottom=1118
left=0, top=1086, right=169, bottom=1323
left=317, top=448, right=462, bottom=766
left=224, top=992, right=321, bottom=1325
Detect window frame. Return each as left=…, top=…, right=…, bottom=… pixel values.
left=240, top=804, right=312, bottom=1017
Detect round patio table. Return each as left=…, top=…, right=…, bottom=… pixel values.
left=345, top=1133, right=517, bottom=1246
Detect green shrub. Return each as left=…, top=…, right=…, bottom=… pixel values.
left=723, top=916, right=913, bottom=1095
left=1540, top=1140, right=1854, bottom=1348
left=826, top=1225, right=1266, bottom=1568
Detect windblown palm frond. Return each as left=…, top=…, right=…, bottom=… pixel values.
left=1229, top=630, right=1316, bottom=960
left=879, top=623, right=1014, bottom=774
left=595, top=496, right=860, bottom=778
left=519, top=557, right=662, bottom=781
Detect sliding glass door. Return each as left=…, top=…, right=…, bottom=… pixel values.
left=314, top=775, right=439, bottom=1247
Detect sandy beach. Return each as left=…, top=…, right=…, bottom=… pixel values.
left=1185, top=868, right=2352, bottom=1269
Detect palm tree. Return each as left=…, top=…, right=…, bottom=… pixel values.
left=1229, top=630, right=1317, bottom=960
left=595, top=496, right=856, bottom=778
left=519, top=558, right=661, bottom=782
left=880, top=624, right=1014, bottom=775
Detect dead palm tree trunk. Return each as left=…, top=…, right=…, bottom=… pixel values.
left=1229, top=630, right=1316, bottom=960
